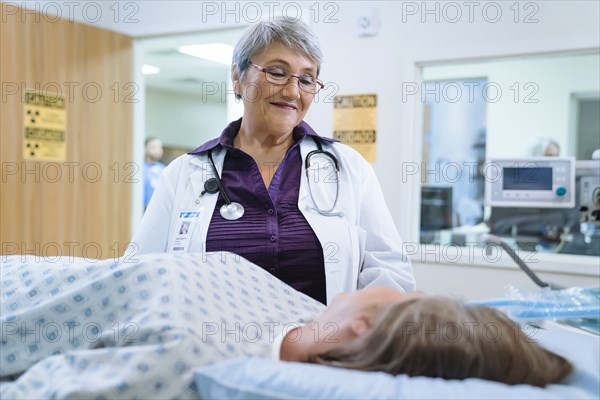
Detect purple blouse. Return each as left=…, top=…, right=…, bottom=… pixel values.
left=189, top=119, right=333, bottom=304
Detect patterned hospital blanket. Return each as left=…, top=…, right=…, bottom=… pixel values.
left=0, top=252, right=325, bottom=399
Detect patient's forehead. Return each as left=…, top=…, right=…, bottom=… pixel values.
left=356, top=287, right=424, bottom=304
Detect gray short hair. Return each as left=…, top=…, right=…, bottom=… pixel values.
left=232, top=17, right=323, bottom=98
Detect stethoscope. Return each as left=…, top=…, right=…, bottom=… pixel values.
left=202, top=137, right=341, bottom=221
left=203, top=149, right=245, bottom=220
left=305, top=138, right=342, bottom=217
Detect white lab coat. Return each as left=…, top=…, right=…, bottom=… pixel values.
left=132, top=138, right=415, bottom=304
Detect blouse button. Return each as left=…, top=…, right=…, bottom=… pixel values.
left=267, top=208, right=274, bottom=215
left=269, top=235, right=276, bottom=242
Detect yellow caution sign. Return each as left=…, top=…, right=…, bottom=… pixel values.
left=333, top=94, right=377, bottom=162
left=23, top=92, right=66, bottom=161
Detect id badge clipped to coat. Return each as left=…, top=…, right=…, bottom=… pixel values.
left=171, top=210, right=201, bottom=252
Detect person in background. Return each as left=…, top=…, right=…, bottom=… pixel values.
left=132, top=17, right=415, bottom=305
left=144, top=137, right=166, bottom=210
left=532, top=138, right=560, bottom=157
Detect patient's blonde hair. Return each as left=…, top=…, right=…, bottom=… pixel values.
left=311, top=296, right=572, bottom=387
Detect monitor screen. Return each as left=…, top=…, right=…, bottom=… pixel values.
left=502, top=167, right=553, bottom=191
left=420, top=186, right=453, bottom=230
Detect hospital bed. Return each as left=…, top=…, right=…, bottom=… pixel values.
left=1, top=253, right=598, bottom=399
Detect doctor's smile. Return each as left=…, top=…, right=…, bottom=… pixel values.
left=270, top=101, right=298, bottom=111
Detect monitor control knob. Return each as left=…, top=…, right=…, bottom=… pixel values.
left=556, top=187, right=567, bottom=197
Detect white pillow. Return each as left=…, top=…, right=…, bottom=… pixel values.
left=195, top=328, right=599, bottom=399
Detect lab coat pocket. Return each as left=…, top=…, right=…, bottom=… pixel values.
left=348, top=225, right=367, bottom=291
left=322, top=241, right=342, bottom=271
left=326, top=225, right=366, bottom=292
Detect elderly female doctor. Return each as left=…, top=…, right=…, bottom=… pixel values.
left=132, top=17, right=415, bottom=304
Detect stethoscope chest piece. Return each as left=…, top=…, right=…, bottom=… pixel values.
left=220, top=202, right=245, bottom=220
left=205, top=151, right=244, bottom=220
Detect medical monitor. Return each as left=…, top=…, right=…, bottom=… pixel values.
left=485, top=157, right=575, bottom=208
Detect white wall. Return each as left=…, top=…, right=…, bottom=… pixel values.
left=304, top=1, right=600, bottom=243
left=422, top=53, right=600, bottom=159
left=145, top=87, right=228, bottom=149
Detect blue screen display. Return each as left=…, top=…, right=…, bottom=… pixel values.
left=503, top=167, right=553, bottom=190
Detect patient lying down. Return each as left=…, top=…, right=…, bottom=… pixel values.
left=283, top=289, right=572, bottom=388
left=0, top=254, right=572, bottom=399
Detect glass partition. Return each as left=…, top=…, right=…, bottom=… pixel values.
left=419, top=51, right=600, bottom=257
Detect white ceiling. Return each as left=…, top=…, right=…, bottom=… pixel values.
left=17, top=1, right=254, bottom=97
left=19, top=0, right=250, bottom=36
left=141, top=28, right=246, bottom=97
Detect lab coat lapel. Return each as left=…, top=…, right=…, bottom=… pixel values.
left=299, top=140, right=356, bottom=303
left=186, top=148, right=226, bottom=252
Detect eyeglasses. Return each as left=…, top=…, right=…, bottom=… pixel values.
left=250, top=62, right=324, bottom=94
